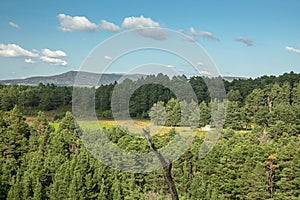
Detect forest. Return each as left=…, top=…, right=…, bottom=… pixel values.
left=0, top=71, right=300, bottom=199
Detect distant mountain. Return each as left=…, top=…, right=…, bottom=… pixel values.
left=0, top=71, right=146, bottom=86
left=0, top=71, right=247, bottom=86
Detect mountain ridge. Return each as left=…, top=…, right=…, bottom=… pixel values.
left=0, top=71, right=146, bottom=86
left=0, top=71, right=247, bottom=86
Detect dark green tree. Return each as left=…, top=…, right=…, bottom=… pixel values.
left=199, top=101, right=211, bottom=127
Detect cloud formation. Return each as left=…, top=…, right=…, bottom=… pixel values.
left=24, top=58, right=35, bottom=64
left=40, top=56, right=67, bottom=66
left=100, top=20, right=121, bottom=32
left=0, top=44, right=38, bottom=57
left=189, top=27, right=219, bottom=41
left=196, top=62, right=204, bottom=66
left=9, top=22, right=19, bottom=28
left=42, top=49, right=67, bottom=57
left=122, top=16, right=160, bottom=29
left=198, top=31, right=219, bottom=40
left=166, top=65, right=175, bottom=68
left=40, top=48, right=67, bottom=66
left=189, top=27, right=198, bottom=36
left=199, top=70, right=212, bottom=76
left=57, top=14, right=98, bottom=32
left=285, top=46, right=300, bottom=55
left=0, top=43, right=68, bottom=66
left=104, top=55, right=113, bottom=61
left=122, top=16, right=167, bottom=40
left=235, top=36, right=254, bottom=46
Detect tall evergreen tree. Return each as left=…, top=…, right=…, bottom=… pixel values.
left=199, top=101, right=211, bottom=127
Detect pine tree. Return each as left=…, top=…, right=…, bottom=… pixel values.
left=0, top=106, right=30, bottom=199
left=198, top=101, right=211, bottom=127
left=225, top=100, right=243, bottom=130
left=188, top=100, right=200, bottom=127
left=49, top=160, right=71, bottom=200
left=244, top=88, right=269, bottom=126
left=165, top=98, right=180, bottom=126
left=32, top=178, right=42, bottom=200
left=274, top=134, right=300, bottom=199
left=149, top=101, right=166, bottom=126
left=111, top=176, right=122, bottom=200
left=227, top=89, right=243, bottom=105
left=30, top=111, right=53, bottom=152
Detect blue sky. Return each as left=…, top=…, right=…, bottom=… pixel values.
left=0, top=0, right=300, bottom=79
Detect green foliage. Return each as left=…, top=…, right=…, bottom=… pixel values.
left=226, top=89, right=243, bottom=105
left=165, top=98, right=180, bottom=126
left=198, top=101, right=211, bottom=127
left=0, top=107, right=299, bottom=199
left=0, top=72, right=300, bottom=199
left=225, top=100, right=243, bottom=129
left=149, top=101, right=166, bottom=126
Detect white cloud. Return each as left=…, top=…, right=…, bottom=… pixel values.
left=285, top=46, right=300, bottom=55
left=9, top=22, right=19, bottom=28
left=0, top=43, right=39, bottom=57
left=100, top=20, right=121, bottom=32
left=189, top=27, right=198, bottom=36
left=32, top=49, right=40, bottom=54
left=42, top=48, right=67, bottom=57
left=189, top=27, right=219, bottom=41
left=122, top=16, right=167, bottom=40
left=40, top=56, right=67, bottom=66
left=235, top=36, right=254, bottom=46
left=196, top=62, right=204, bottom=66
left=198, top=31, right=219, bottom=40
left=166, top=65, right=175, bottom=68
left=57, top=14, right=98, bottom=32
left=24, top=58, right=35, bottom=64
left=104, top=55, right=113, bottom=61
left=122, top=16, right=160, bottom=29
left=199, top=70, right=212, bottom=76
left=0, top=43, right=70, bottom=67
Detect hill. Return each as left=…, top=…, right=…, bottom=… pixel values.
left=0, top=71, right=145, bottom=86
left=0, top=71, right=247, bottom=86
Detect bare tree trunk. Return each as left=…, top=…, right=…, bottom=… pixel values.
left=142, top=129, right=179, bottom=200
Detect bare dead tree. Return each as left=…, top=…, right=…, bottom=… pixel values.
left=142, top=128, right=179, bottom=200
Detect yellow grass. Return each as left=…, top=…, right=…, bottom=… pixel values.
left=78, top=119, right=207, bottom=137
left=26, top=115, right=210, bottom=137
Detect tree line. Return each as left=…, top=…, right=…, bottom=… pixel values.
left=0, top=71, right=299, bottom=120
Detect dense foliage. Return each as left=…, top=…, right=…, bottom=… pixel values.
left=0, top=108, right=299, bottom=199
left=0, top=71, right=299, bottom=199
left=0, top=72, right=299, bottom=119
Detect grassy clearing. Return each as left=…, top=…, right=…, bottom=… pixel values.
left=24, top=107, right=210, bottom=137
left=77, top=119, right=207, bottom=137
left=27, top=114, right=210, bottom=137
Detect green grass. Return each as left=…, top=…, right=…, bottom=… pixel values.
left=49, top=120, right=115, bottom=132
left=28, top=114, right=215, bottom=137
left=78, top=121, right=115, bottom=130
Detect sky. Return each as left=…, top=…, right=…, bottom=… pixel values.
left=0, top=0, right=300, bottom=79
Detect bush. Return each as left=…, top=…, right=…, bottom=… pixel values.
left=101, top=110, right=113, bottom=119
